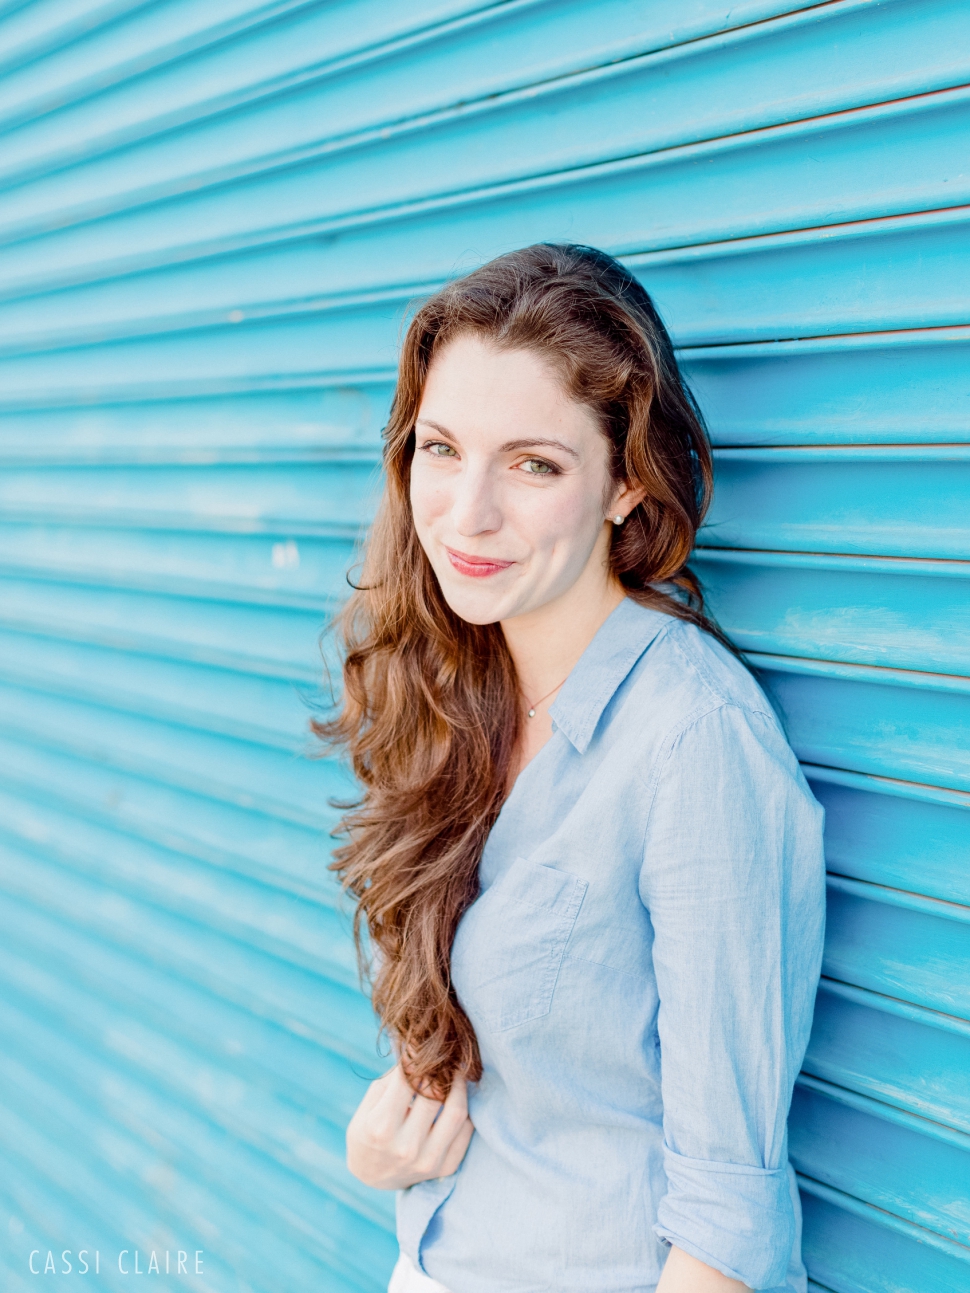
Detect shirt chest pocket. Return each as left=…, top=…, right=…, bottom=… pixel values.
left=451, top=859, right=588, bottom=1032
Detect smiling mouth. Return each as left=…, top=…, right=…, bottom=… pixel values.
left=445, top=547, right=515, bottom=578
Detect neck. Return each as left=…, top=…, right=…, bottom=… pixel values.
left=501, top=568, right=626, bottom=703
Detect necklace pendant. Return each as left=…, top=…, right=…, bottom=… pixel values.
left=527, top=707, right=536, bottom=718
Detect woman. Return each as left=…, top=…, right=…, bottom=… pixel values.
left=318, top=244, right=826, bottom=1293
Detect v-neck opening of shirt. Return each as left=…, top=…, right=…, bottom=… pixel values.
left=504, top=597, right=658, bottom=801
left=503, top=715, right=562, bottom=805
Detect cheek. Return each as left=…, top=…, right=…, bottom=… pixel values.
left=519, top=479, right=604, bottom=552
left=409, top=462, right=451, bottom=529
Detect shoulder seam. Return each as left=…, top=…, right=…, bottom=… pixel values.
left=669, top=620, right=776, bottom=719
left=628, top=622, right=779, bottom=846
left=634, top=697, right=781, bottom=865
left=635, top=694, right=731, bottom=803
left=668, top=621, right=743, bottom=704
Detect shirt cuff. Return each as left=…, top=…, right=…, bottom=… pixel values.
left=653, top=1145, right=795, bottom=1289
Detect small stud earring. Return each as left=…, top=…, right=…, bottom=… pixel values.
left=612, top=514, right=625, bottom=525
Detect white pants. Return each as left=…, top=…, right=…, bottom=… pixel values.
left=388, top=1251, right=454, bottom=1293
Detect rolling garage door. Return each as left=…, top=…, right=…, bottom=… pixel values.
left=0, top=2, right=967, bottom=1290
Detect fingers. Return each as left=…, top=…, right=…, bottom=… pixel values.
left=345, top=1061, right=475, bottom=1190
left=424, top=1073, right=470, bottom=1157
left=386, top=1061, right=420, bottom=1105
left=445, top=1071, right=468, bottom=1113
left=350, top=1063, right=417, bottom=1151
left=400, top=1091, right=443, bottom=1148
left=371, top=1062, right=420, bottom=1123
left=437, top=1116, right=475, bottom=1177
left=354, top=1064, right=398, bottom=1116
left=441, top=1072, right=469, bottom=1125
left=434, top=1071, right=468, bottom=1130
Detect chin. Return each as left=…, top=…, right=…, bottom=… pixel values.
left=433, top=575, right=515, bottom=626
left=438, top=589, right=507, bottom=626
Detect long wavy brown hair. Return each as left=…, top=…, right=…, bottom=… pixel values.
left=314, top=243, right=728, bottom=1097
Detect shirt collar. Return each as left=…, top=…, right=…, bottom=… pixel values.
left=547, top=596, right=671, bottom=754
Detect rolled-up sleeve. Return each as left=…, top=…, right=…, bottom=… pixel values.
left=638, top=701, right=826, bottom=1289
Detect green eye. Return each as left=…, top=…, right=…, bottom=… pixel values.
left=429, top=442, right=457, bottom=457
left=523, top=459, right=554, bottom=475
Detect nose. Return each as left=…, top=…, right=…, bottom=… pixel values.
left=450, top=461, right=502, bottom=537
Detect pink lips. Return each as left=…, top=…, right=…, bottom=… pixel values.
left=445, top=547, right=515, bottom=579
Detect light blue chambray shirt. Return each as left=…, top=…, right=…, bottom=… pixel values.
left=395, top=597, right=826, bottom=1293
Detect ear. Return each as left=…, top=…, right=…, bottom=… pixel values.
left=607, top=478, right=649, bottom=523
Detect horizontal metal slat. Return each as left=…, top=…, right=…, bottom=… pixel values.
left=0, top=383, right=392, bottom=457
left=0, top=0, right=452, bottom=132
left=0, top=1048, right=385, bottom=1293
left=0, top=982, right=394, bottom=1246
left=0, top=291, right=405, bottom=398
left=751, top=654, right=970, bottom=792
left=805, top=980, right=970, bottom=1137
left=0, top=0, right=305, bottom=130
left=823, top=881, right=970, bottom=1020
left=0, top=0, right=829, bottom=186
left=0, top=914, right=381, bottom=1125
left=707, top=447, right=970, bottom=560
left=695, top=549, right=970, bottom=674
left=0, top=601, right=324, bottom=689
left=0, top=678, right=333, bottom=828
left=0, top=882, right=376, bottom=1067
left=0, top=1174, right=68, bottom=1292
left=8, top=82, right=970, bottom=347
left=0, top=571, right=326, bottom=671
left=682, top=329, right=970, bottom=446
left=0, top=1141, right=160, bottom=1293
left=829, top=875, right=970, bottom=929
left=799, top=1178, right=970, bottom=1292
left=0, top=844, right=372, bottom=1060
left=0, top=0, right=885, bottom=252
left=0, top=729, right=335, bottom=896
left=5, top=207, right=970, bottom=398
left=0, top=522, right=356, bottom=604
left=633, top=208, right=970, bottom=347
left=0, top=0, right=156, bottom=80
left=0, top=1080, right=233, bottom=1293
left=2, top=328, right=967, bottom=450
left=0, top=459, right=381, bottom=529
left=0, top=626, right=319, bottom=749
left=806, top=766, right=970, bottom=906
left=791, top=1077, right=970, bottom=1245
left=0, top=444, right=381, bottom=465
left=0, top=784, right=356, bottom=984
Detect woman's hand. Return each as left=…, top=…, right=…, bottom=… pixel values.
left=346, top=1063, right=475, bottom=1190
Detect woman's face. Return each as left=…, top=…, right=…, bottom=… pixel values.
left=410, top=333, right=631, bottom=626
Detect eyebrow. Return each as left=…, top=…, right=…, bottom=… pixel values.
left=415, top=420, right=579, bottom=461
left=499, top=437, right=579, bottom=460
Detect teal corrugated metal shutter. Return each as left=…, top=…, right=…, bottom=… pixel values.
left=1, top=2, right=968, bottom=1290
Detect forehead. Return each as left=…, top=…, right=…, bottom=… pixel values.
left=418, top=334, right=602, bottom=446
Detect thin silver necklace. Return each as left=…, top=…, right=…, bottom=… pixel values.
left=521, top=675, right=569, bottom=719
